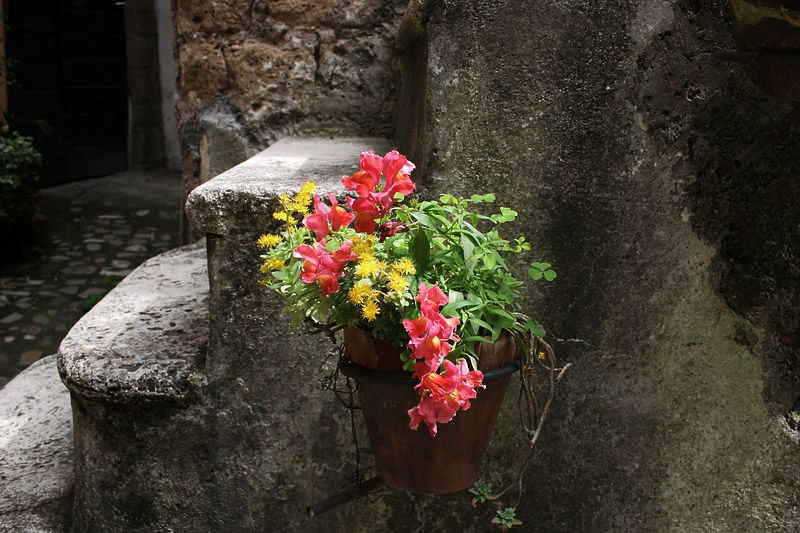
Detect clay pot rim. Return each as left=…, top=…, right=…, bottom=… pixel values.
left=338, top=356, right=520, bottom=388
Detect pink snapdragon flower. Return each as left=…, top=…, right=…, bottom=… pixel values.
left=408, top=359, right=485, bottom=437
left=347, top=196, right=382, bottom=234
left=341, top=169, right=377, bottom=198
left=292, top=239, right=356, bottom=295
left=303, top=193, right=355, bottom=240
left=403, top=282, right=484, bottom=436
left=403, top=282, right=460, bottom=368
left=341, top=150, right=416, bottom=233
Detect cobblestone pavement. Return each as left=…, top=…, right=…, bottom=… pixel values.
left=0, top=170, right=182, bottom=388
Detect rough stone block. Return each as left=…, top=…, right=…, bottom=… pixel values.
left=0, top=355, right=72, bottom=532
left=186, top=136, right=392, bottom=236
left=177, top=42, right=228, bottom=101
left=58, top=241, right=209, bottom=405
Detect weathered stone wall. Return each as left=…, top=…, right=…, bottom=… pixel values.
left=174, top=0, right=406, bottom=240
left=399, top=1, right=800, bottom=531
left=170, top=0, right=800, bottom=530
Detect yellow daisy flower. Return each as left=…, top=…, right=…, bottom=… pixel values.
left=361, top=299, right=380, bottom=321
left=392, top=258, right=416, bottom=276
left=354, top=256, right=384, bottom=278
left=352, top=234, right=377, bottom=258
left=260, top=258, right=285, bottom=272
left=348, top=284, right=372, bottom=305
left=387, top=270, right=409, bottom=296
left=257, top=234, right=283, bottom=248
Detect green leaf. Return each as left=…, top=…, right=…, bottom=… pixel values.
left=469, top=480, right=493, bottom=504
left=467, top=317, right=495, bottom=336
left=410, top=228, right=431, bottom=273
left=524, top=319, right=546, bottom=337
left=409, top=211, right=437, bottom=230
left=448, top=289, right=465, bottom=303
left=528, top=262, right=556, bottom=282
left=490, top=206, right=518, bottom=223
left=500, top=206, right=518, bottom=221
left=462, top=235, right=476, bottom=273
left=492, top=508, right=523, bottom=529
left=485, top=307, right=516, bottom=330
left=441, top=299, right=473, bottom=314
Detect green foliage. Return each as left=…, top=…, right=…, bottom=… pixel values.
left=0, top=132, right=42, bottom=225
left=264, top=190, right=556, bottom=362
left=528, top=262, right=556, bottom=281
left=468, top=480, right=493, bottom=507
left=78, top=275, right=119, bottom=314
left=0, top=132, right=42, bottom=189
left=492, top=507, right=523, bottom=530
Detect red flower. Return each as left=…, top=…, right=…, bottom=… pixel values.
left=414, top=283, right=451, bottom=318
left=303, top=195, right=331, bottom=239
left=303, top=193, right=355, bottom=241
left=382, top=150, right=415, bottom=185
left=340, top=150, right=416, bottom=234
left=341, top=170, right=377, bottom=198
left=347, top=196, right=381, bottom=234
left=408, top=360, right=485, bottom=436
left=403, top=282, right=461, bottom=371
left=359, top=151, right=384, bottom=185
left=292, top=239, right=356, bottom=295
left=378, top=221, right=408, bottom=242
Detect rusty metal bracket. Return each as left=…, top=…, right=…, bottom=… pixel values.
left=307, top=476, right=385, bottom=518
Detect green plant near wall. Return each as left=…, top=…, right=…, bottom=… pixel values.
left=0, top=131, right=42, bottom=228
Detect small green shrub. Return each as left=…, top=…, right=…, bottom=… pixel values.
left=0, top=131, right=42, bottom=223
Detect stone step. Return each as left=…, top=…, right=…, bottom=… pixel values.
left=0, top=354, right=72, bottom=533
left=57, top=240, right=209, bottom=405
left=54, top=241, right=210, bottom=531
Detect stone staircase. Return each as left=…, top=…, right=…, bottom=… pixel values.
left=1, top=137, right=398, bottom=532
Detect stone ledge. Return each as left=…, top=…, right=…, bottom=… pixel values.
left=0, top=354, right=72, bottom=532
left=185, top=136, right=392, bottom=236
left=57, top=241, right=209, bottom=405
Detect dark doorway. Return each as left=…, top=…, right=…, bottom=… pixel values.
left=6, top=0, right=127, bottom=186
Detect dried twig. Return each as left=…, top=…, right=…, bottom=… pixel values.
left=488, top=328, right=571, bottom=508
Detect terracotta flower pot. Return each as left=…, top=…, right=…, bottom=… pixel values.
left=341, top=327, right=519, bottom=494
left=729, top=0, right=800, bottom=101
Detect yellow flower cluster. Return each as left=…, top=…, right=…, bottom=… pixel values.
left=257, top=234, right=283, bottom=248
left=354, top=256, right=385, bottom=278
left=272, top=210, right=298, bottom=226
left=348, top=283, right=374, bottom=305
left=361, top=299, right=380, bottom=321
left=272, top=181, right=317, bottom=228
left=348, top=283, right=381, bottom=321
left=351, top=234, right=377, bottom=258
left=292, top=181, right=316, bottom=215
left=385, top=259, right=415, bottom=296
left=392, top=257, right=416, bottom=276
left=260, top=257, right=285, bottom=272
left=350, top=237, right=381, bottom=320
left=387, top=269, right=409, bottom=296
